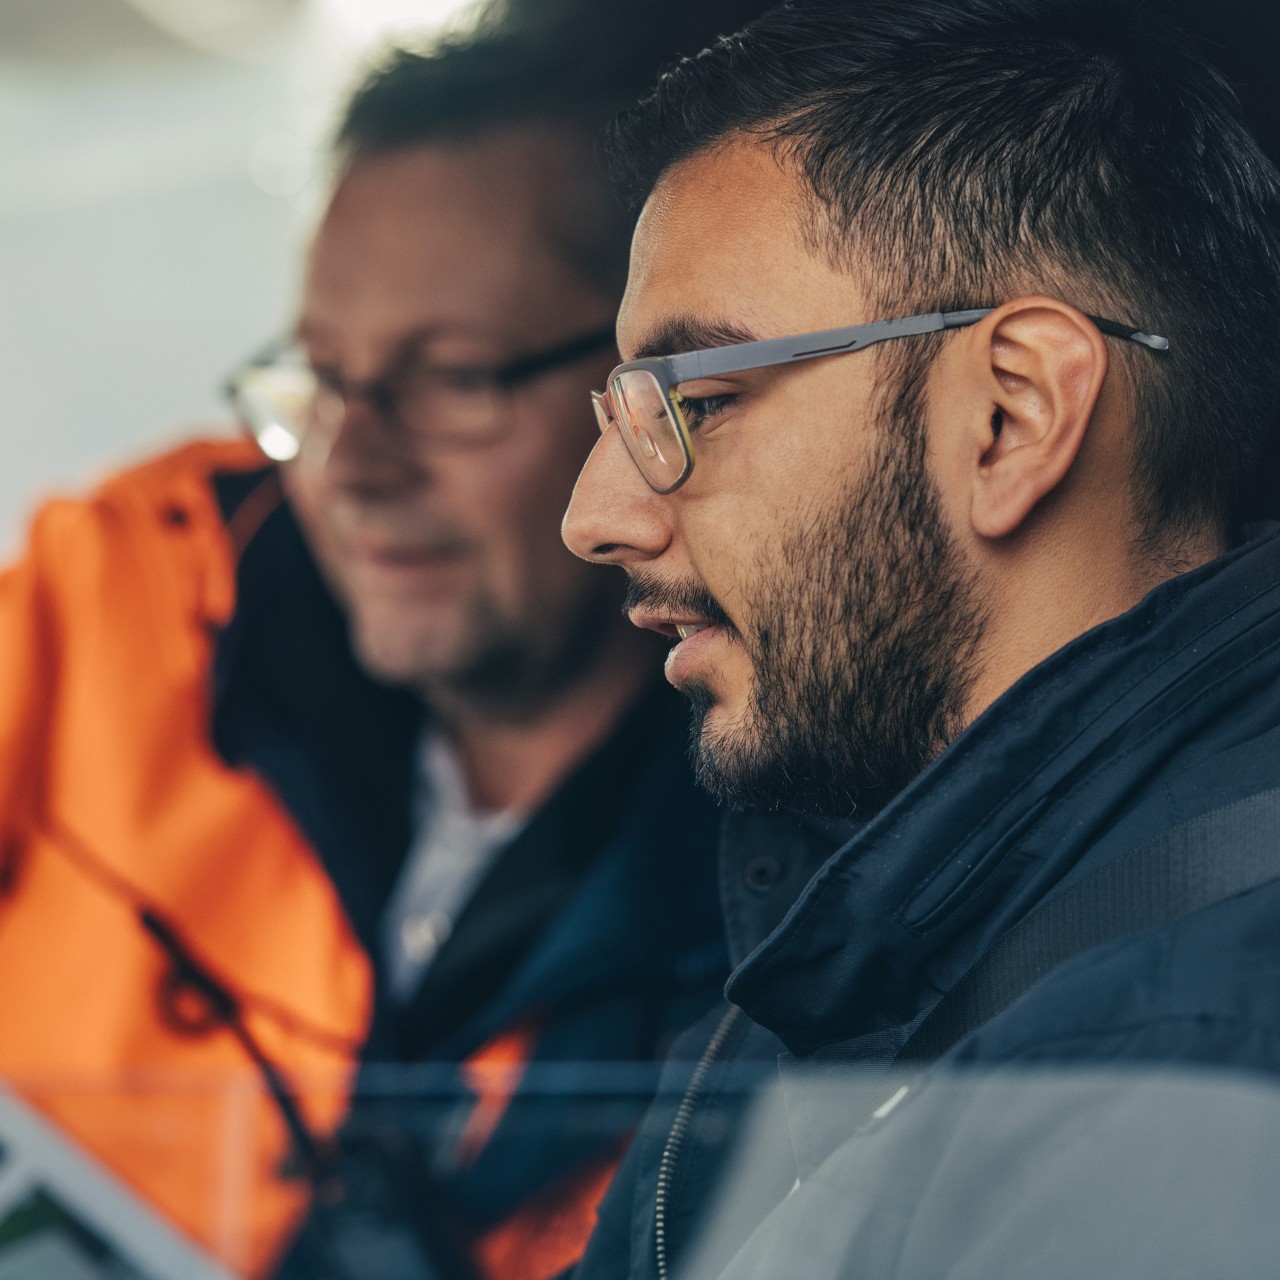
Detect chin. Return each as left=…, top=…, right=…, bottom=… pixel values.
left=350, top=619, right=460, bottom=690
left=686, top=680, right=751, bottom=750
left=700, top=682, right=753, bottom=729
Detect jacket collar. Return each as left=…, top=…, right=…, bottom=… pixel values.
left=726, top=526, right=1280, bottom=1056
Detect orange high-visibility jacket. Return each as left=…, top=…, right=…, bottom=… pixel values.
left=0, top=439, right=727, bottom=1279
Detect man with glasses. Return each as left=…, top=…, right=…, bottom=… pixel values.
left=0, top=21, right=756, bottom=1280
left=563, top=1, right=1280, bottom=1276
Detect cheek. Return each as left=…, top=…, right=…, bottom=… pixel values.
left=498, top=396, right=601, bottom=529
left=280, top=458, right=325, bottom=528
left=443, top=435, right=594, bottom=591
left=694, top=374, right=879, bottom=578
left=679, top=460, right=811, bottom=619
left=527, top=371, right=606, bottom=466
left=279, top=461, right=347, bottom=587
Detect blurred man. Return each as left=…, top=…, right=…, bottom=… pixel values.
left=563, top=1, right=1280, bottom=1276
left=0, top=22, right=762, bottom=1280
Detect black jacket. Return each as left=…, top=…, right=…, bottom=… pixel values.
left=579, top=526, right=1280, bottom=1280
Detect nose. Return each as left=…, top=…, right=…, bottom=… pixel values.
left=562, top=420, right=672, bottom=566
left=309, top=390, right=424, bottom=491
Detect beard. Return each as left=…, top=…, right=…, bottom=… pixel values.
left=431, top=571, right=628, bottom=720
left=628, top=368, right=987, bottom=819
left=340, top=555, right=628, bottom=723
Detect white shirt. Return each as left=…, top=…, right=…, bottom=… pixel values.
left=381, top=732, right=524, bottom=1004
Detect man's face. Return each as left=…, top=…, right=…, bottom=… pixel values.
left=287, top=130, right=623, bottom=708
left=563, top=140, right=985, bottom=815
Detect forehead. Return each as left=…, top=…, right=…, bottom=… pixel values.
left=619, top=138, right=865, bottom=358
left=302, top=128, right=604, bottom=345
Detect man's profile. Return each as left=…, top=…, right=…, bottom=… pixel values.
left=564, top=1, right=1280, bottom=1275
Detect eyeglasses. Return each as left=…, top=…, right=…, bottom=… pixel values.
left=590, top=307, right=1169, bottom=494
left=225, top=324, right=616, bottom=462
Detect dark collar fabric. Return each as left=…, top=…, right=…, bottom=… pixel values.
left=725, top=525, right=1280, bottom=1057
left=397, top=681, right=719, bottom=1061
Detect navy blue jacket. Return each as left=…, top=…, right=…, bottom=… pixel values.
left=580, top=526, right=1280, bottom=1280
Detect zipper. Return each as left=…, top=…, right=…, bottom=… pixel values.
left=654, top=1004, right=743, bottom=1280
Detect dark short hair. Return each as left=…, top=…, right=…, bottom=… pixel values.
left=333, top=0, right=782, bottom=293
left=337, top=0, right=783, bottom=158
left=608, top=0, right=1280, bottom=544
left=336, top=37, right=605, bottom=161
left=335, top=34, right=638, bottom=292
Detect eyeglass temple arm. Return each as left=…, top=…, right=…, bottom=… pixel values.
left=944, top=310, right=1169, bottom=351
left=495, top=325, right=617, bottom=386
left=662, top=309, right=1168, bottom=383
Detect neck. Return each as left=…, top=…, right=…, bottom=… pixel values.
left=426, top=621, right=661, bottom=814
left=962, top=523, right=1226, bottom=729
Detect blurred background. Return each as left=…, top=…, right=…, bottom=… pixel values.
left=0, top=0, right=483, bottom=556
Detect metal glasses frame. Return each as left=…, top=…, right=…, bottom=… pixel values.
left=226, top=323, right=617, bottom=455
left=593, top=307, right=1170, bottom=494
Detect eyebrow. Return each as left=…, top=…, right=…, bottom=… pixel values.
left=630, top=314, right=760, bottom=361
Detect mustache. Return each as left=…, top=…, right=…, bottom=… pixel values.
left=622, top=571, right=736, bottom=634
left=324, top=509, right=476, bottom=553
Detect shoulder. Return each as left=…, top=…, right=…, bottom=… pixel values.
left=76, top=435, right=267, bottom=523
left=7, top=436, right=269, bottom=626
left=954, top=876, right=1280, bottom=1075
left=20, top=436, right=264, bottom=540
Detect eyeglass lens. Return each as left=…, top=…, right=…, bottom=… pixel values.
left=238, top=359, right=510, bottom=457
left=610, top=369, right=690, bottom=492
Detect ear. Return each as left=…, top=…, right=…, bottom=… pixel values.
left=962, top=297, right=1109, bottom=541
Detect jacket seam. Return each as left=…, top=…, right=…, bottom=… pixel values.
left=971, top=1011, right=1280, bottom=1068
left=901, top=604, right=1280, bottom=926
left=899, top=628, right=1280, bottom=934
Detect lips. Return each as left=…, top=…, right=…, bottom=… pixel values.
left=347, top=529, right=472, bottom=565
left=663, top=623, right=722, bottom=689
left=343, top=538, right=474, bottom=597
left=624, top=589, right=733, bottom=689
left=675, top=622, right=711, bottom=641
left=628, top=610, right=716, bottom=640
left=363, top=544, right=464, bottom=564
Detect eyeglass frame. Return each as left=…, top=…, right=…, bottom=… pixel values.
left=225, top=323, right=618, bottom=457
left=591, top=307, right=1170, bottom=494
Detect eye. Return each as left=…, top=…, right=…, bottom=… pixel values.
left=677, top=393, right=736, bottom=433
left=418, top=366, right=502, bottom=396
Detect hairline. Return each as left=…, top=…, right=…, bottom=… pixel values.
left=333, top=120, right=631, bottom=300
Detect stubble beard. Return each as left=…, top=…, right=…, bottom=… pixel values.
left=415, top=572, right=629, bottom=722
left=686, top=371, right=988, bottom=819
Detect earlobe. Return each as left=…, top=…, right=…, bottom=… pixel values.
left=969, top=299, right=1109, bottom=541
